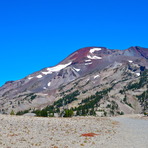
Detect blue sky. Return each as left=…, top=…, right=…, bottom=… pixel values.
left=0, top=0, right=148, bottom=86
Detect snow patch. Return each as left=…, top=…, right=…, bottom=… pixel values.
left=42, top=62, right=72, bottom=75
left=28, top=77, right=33, bottom=80
left=43, top=94, right=48, bottom=96
left=128, top=60, right=133, bottom=63
left=48, top=82, right=51, bottom=87
left=90, top=48, right=102, bottom=54
left=85, top=62, right=92, bottom=65
left=94, top=75, right=100, bottom=79
left=36, top=75, right=43, bottom=78
left=136, top=73, right=140, bottom=76
left=73, top=67, right=80, bottom=72
left=85, top=59, right=91, bottom=62
left=87, top=55, right=102, bottom=60
left=43, top=87, right=47, bottom=90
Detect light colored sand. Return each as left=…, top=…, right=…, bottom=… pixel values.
left=0, top=114, right=147, bottom=148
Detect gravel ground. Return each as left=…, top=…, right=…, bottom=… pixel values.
left=0, top=115, right=117, bottom=148
left=104, top=114, right=148, bottom=148
left=0, top=114, right=147, bottom=148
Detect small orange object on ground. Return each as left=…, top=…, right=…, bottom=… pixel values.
left=81, top=133, right=99, bottom=137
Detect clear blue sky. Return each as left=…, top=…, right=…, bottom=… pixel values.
left=0, top=0, right=148, bottom=86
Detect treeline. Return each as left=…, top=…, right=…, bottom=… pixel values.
left=72, top=89, right=109, bottom=116
left=16, top=88, right=114, bottom=117
left=53, top=90, right=79, bottom=107
left=126, top=70, right=148, bottom=90
left=31, top=90, right=80, bottom=117
left=137, top=91, right=148, bottom=112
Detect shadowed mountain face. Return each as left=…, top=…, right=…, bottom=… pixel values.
left=0, top=46, right=148, bottom=114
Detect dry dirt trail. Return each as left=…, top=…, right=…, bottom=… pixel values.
left=104, top=114, right=148, bottom=148
left=0, top=114, right=147, bottom=148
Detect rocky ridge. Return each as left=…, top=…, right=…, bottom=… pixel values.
left=0, top=46, right=148, bottom=116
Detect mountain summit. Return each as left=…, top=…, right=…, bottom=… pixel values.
left=0, top=46, right=148, bottom=116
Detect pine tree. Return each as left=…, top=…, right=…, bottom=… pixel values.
left=10, top=110, right=15, bottom=115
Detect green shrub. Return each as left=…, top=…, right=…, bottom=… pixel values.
left=63, top=109, right=74, bottom=117
left=10, top=110, right=15, bottom=115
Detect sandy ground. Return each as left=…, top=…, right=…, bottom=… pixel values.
left=104, top=114, right=148, bottom=148
left=0, top=114, right=147, bottom=148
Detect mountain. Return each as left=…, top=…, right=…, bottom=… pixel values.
left=0, top=46, right=148, bottom=116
